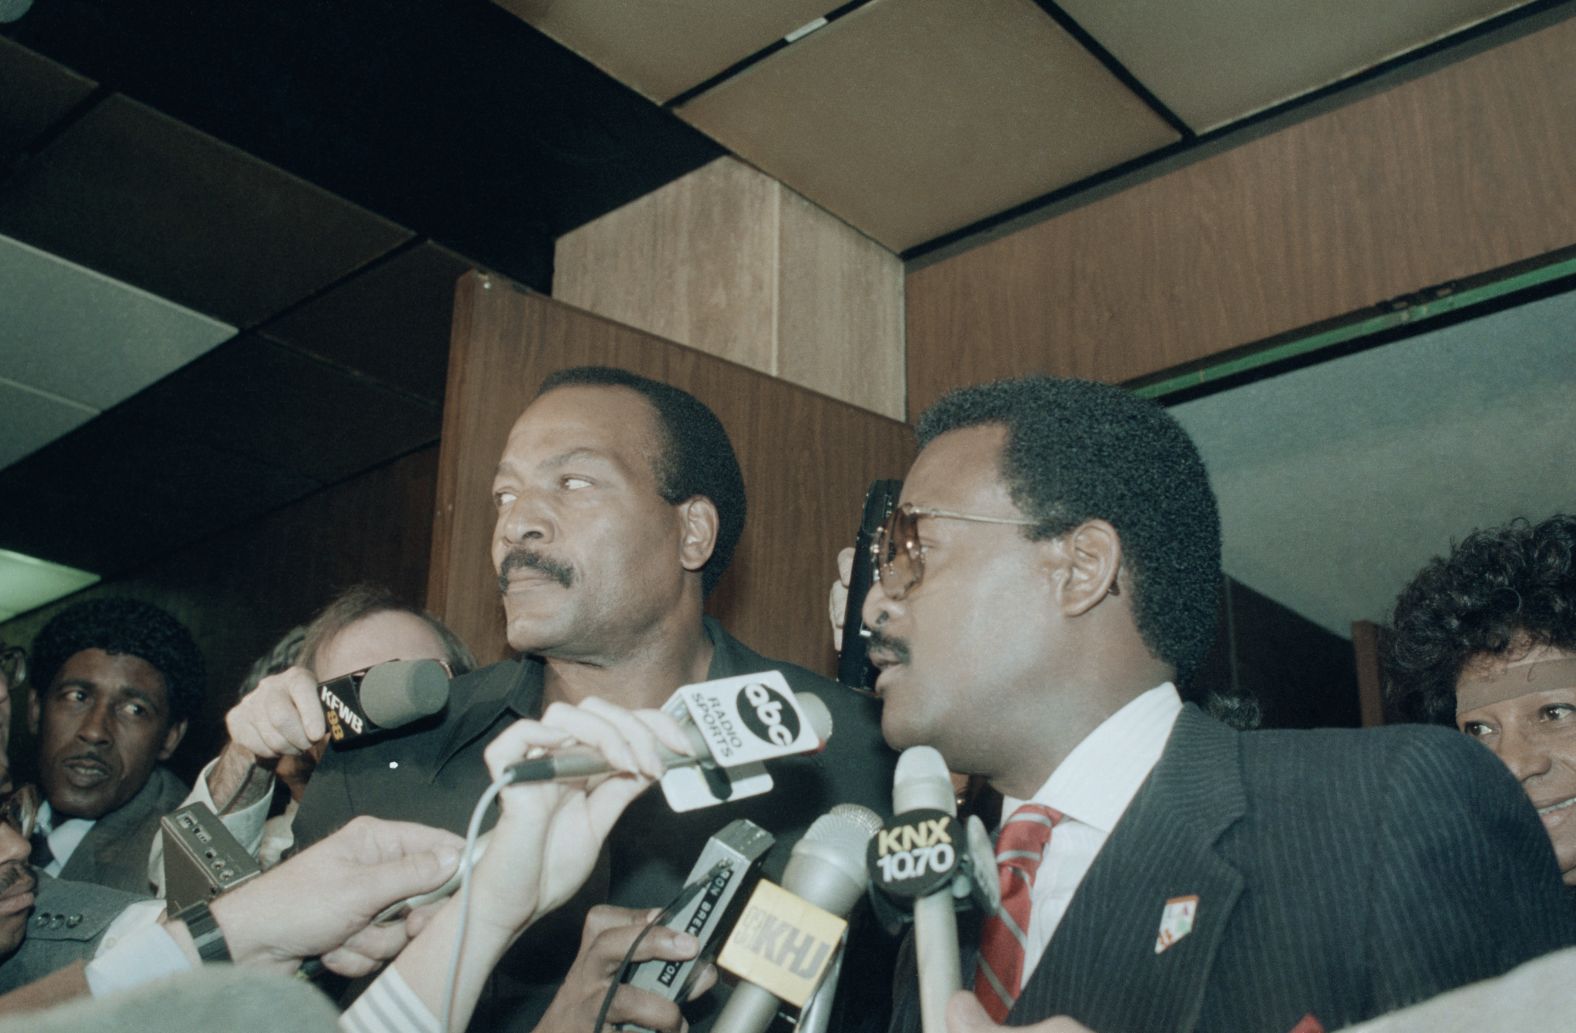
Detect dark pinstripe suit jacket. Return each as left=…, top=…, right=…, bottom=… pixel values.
left=891, top=705, right=1576, bottom=1033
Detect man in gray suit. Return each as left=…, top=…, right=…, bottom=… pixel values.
left=24, top=599, right=202, bottom=894
left=851, top=376, right=1575, bottom=1033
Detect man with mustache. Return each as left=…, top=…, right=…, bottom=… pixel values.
left=273, top=367, right=892, bottom=1032
left=23, top=599, right=202, bottom=894
left=844, top=375, right=1574, bottom=1033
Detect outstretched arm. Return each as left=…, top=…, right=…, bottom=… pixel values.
left=371, top=697, right=694, bottom=1031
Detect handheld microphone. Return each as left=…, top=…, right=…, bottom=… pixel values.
left=504, top=691, right=833, bottom=784
left=624, top=819, right=775, bottom=1010
left=713, top=804, right=883, bottom=1033
left=319, top=659, right=450, bottom=745
left=838, top=479, right=902, bottom=689
left=877, top=747, right=960, bottom=1033
left=373, top=685, right=828, bottom=925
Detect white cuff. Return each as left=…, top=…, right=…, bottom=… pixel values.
left=84, top=920, right=197, bottom=997
left=339, top=965, right=442, bottom=1033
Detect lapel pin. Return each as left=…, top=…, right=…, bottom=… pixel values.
left=1154, top=894, right=1198, bottom=954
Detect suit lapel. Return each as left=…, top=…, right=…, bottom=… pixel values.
left=62, top=765, right=182, bottom=886
left=1013, top=706, right=1246, bottom=1033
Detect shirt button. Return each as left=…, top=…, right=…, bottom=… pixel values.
left=66, top=914, right=82, bottom=928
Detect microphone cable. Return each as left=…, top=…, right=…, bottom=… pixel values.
left=440, top=771, right=508, bottom=1033
left=589, top=867, right=718, bottom=1033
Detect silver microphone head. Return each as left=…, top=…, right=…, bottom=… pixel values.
left=893, top=745, right=955, bottom=815
left=782, top=803, right=883, bottom=917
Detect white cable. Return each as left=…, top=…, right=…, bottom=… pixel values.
left=439, top=773, right=507, bottom=1033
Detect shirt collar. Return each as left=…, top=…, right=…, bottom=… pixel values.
left=1004, top=683, right=1182, bottom=833
left=500, top=615, right=728, bottom=720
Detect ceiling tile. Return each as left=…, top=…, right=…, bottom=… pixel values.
left=0, top=232, right=234, bottom=410
left=0, top=380, right=93, bottom=468
left=115, top=335, right=442, bottom=485
left=0, top=94, right=412, bottom=327
left=677, top=0, right=1179, bottom=251
left=493, top=0, right=837, bottom=103
left=0, top=409, right=321, bottom=577
left=0, top=36, right=96, bottom=166
left=258, top=243, right=473, bottom=405
left=1059, top=0, right=1530, bottom=131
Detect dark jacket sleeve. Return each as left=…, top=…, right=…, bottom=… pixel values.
left=1363, top=727, right=1576, bottom=1014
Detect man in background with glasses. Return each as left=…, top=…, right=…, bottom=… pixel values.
left=852, top=375, right=1575, bottom=1033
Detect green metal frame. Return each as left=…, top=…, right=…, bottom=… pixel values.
left=1132, top=253, right=1576, bottom=401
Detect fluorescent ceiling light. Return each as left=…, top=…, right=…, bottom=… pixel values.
left=0, top=549, right=99, bottom=622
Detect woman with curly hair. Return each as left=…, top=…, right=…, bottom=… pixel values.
left=1385, top=514, right=1576, bottom=887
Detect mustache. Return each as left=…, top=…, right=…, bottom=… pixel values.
left=866, top=629, right=911, bottom=665
left=498, top=548, right=575, bottom=592
left=0, top=861, right=35, bottom=900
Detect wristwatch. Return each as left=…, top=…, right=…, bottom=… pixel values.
left=172, top=899, right=232, bottom=964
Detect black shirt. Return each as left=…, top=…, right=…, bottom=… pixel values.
left=295, top=617, right=897, bottom=1032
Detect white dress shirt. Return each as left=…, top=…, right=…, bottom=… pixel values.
left=34, top=801, right=93, bottom=877
left=1000, top=682, right=1182, bottom=978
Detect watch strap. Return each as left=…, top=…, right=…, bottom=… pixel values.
left=174, top=899, right=232, bottom=964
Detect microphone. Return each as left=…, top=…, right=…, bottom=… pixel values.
left=877, top=747, right=960, bottom=1033
left=838, top=479, right=902, bottom=689
left=624, top=819, right=775, bottom=1009
left=713, top=804, right=883, bottom=1033
left=504, top=691, right=833, bottom=784
left=319, top=659, right=450, bottom=745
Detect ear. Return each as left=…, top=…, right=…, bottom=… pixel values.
left=1057, top=519, right=1124, bottom=617
left=677, top=496, right=721, bottom=575
left=27, top=687, right=41, bottom=736
left=158, top=717, right=189, bottom=762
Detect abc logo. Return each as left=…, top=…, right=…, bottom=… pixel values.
left=738, top=683, right=801, bottom=747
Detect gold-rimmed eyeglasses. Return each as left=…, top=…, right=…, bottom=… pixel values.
left=872, top=503, right=1039, bottom=602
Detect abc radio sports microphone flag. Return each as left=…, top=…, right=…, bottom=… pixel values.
left=660, top=670, right=828, bottom=812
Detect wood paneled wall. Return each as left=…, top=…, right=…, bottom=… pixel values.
left=427, top=273, right=916, bottom=673
left=1192, top=577, right=1361, bottom=731
left=2, top=446, right=440, bottom=784
left=554, top=157, right=906, bottom=420
left=905, top=15, right=1576, bottom=415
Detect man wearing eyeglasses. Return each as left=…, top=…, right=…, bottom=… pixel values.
left=847, top=375, right=1575, bottom=1033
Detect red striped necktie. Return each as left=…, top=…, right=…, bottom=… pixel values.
left=974, top=802, right=1062, bottom=1022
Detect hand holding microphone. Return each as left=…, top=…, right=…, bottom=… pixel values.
left=479, top=698, right=698, bottom=933
left=382, top=697, right=696, bottom=1032
left=210, top=658, right=451, bottom=820
left=228, top=659, right=450, bottom=759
